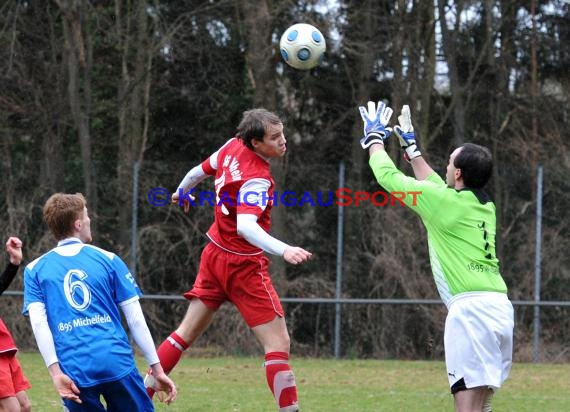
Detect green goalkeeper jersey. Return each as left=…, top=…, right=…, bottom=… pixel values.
left=369, top=151, right=508, bottom=307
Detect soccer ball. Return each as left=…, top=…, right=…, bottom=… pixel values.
left=279, top=23, right=326, bottom=70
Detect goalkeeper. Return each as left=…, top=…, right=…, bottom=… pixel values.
left=359, top=101, right=514, bottom=412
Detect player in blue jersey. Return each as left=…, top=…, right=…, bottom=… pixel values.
left=359, top=102, right=514, bottom=412
left=22, top=193, right=177, bottom=411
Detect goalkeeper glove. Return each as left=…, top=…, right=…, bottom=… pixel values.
left=358, top=101, right=393, bottom=149
left=393, top=105, right=422, bottom=161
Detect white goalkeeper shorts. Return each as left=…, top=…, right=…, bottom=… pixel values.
left=444, top=291, right=514, bottom=392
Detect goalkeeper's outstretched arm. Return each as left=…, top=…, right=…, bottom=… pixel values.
left=409, top=156, right=435, bottom=181
left=369, top=141, right=434, bottom=181
left=392, top=104, right=435, bottom=181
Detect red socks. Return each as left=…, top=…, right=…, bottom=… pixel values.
left=147, top=338, right=299, bottom=410
left=264, top=352, right=298, bottom=410
left=146, top=332, right=189, bottom=398
left=157, top=332, right=189, bottom=373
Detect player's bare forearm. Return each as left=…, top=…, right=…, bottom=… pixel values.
left=368, top=144, right=434, bottom=181
left=410, top=156, right=435, bottom=181
left=368, top=143, right=385, bottom=156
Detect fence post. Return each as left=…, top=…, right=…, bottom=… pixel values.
left=334, top=160, right=345, bottom=359
left=532, top=165, right=543, bottom=363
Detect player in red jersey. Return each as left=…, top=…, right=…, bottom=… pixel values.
left=146, top=109, right=312, bottom=411
left=0, top=237, right=31, bottom=412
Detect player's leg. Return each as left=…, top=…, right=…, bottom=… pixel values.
left=481, top=310, right=513, bottom=412
left=62, top=385, right=106, bottom=412
left=0, top=354, right=31, bottom=412
left=253, top=316, right=299, bottom=412
left=483, top=297, right=513, bottom=412
left=482, top=388, right=494, bottom=412
left=0, top=396, right=21, bottom=412
left=446, top=294, right=512, bottom=412
left=11, top=356, right=32, bottom=412
left=157, top=298, right=215, bottom=372
left=146, top=242, right=223, bottom=397
left=15, top=390, right=31, bottom=412
left=231, top=254, right=298, bottom=411
left=444, top=299, right=482, bottom=412
left=145, top=298, right=215, bottom=397
left=453, top=386, right=488, bottom=412
left=102, top=369, right=153, bottom=412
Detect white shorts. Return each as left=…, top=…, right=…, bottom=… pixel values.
left=444, top=292, right=514, bottom=392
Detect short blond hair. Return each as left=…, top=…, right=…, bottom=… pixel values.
left=43, top=193, right=87, bottom=240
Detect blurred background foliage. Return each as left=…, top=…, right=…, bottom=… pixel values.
left=1, top=0, right=569, bottom=361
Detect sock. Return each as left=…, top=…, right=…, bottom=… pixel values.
left=264, top=352, right=298, bottom=410
left=146, top=332, right=189, bottom=398
left=482, top=388, right=494, bottom=412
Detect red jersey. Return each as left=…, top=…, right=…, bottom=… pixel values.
left=203, top=138, right=274, bottom=255
left=0, top=318, right=17, bottom=355
left=0, top=263, right=18, bottom=354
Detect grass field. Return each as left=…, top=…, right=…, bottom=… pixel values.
left=17, top=352, right=570, bottom=411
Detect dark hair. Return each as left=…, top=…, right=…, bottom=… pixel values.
left=235, top=108, right=282, bottom=149
left=454, top=143, right=493, bottom=189
left=43, top=193, right=87, bottom=240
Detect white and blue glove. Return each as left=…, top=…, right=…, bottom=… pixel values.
left=393, top=105, right=421, bottom=162
left=358, top=101, right=393, bottom=149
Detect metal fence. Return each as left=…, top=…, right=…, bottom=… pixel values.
left=3, top=162, right=564, bottom=361
left=6, top=291, right=568, bottom=362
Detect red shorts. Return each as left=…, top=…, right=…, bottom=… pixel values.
left=0, top=353, right=31, bottom=398
left=184, top=242, right=284, bottom=327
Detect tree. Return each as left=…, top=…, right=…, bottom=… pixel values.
left=54, top=0, right=98, bottom=220
left=1, top=0, right=569, bottom=360
left=114, top=0, right=154, bottom=258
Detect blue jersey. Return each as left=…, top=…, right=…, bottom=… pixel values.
left=23, top=238, right=142, bottom=387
